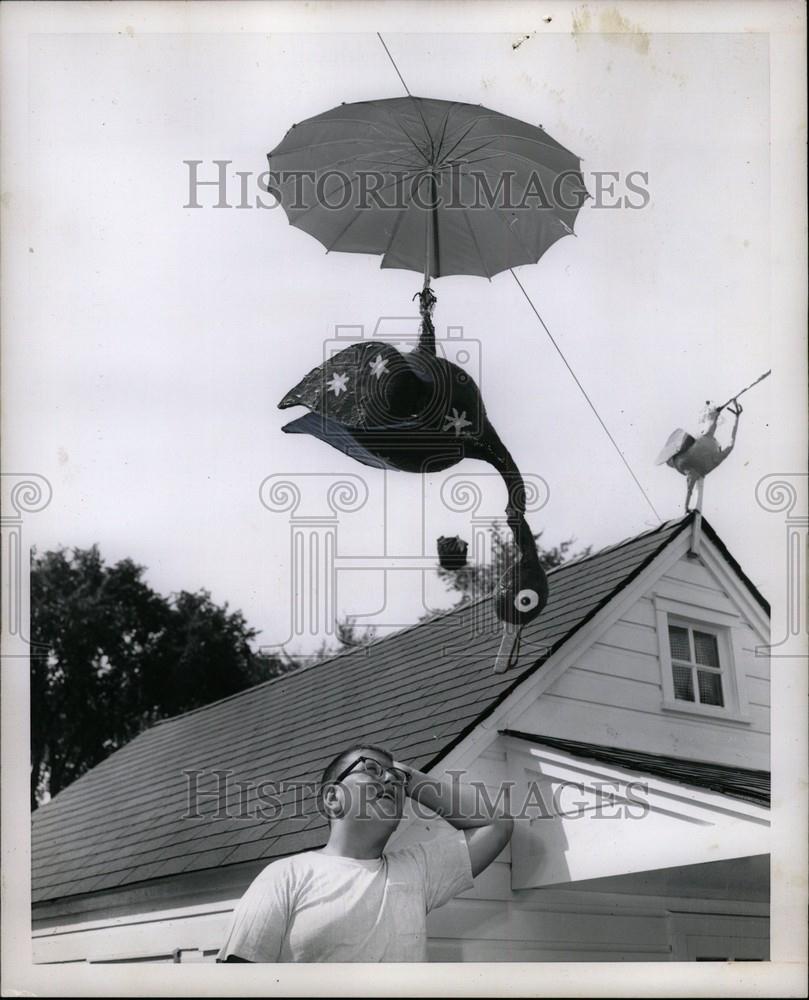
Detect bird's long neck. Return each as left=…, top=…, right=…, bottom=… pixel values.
left=509, top=506, right=539, bottom=565
left=412, top=282, right=537, bottom=566
left=471, top=423, right=539, bottom=566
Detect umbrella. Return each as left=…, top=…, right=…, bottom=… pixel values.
left=267, top=96, right=587, bottom=286
left=655, top=428, right=695, bottom=466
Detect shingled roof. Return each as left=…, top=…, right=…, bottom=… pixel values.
left=31, top=513, right=765, bottom=904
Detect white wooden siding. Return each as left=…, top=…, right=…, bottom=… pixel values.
left=427, top=891, right=675, bottom=961
left=508, top=550, right=770, bottom=770
left=33, top=861, right=768, bottom=965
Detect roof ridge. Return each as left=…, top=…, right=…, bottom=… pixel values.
left=151, top=515, right=691, bottom=730
left=145, top=515, right=693, bottom=731
left=543, top=513, right=690, bottom=572
left=698, top=514, right=770, bottom=614
left=149, top=592, right=483, bottom=728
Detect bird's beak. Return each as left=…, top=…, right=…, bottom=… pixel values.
left=493, top=622, right=522, bottom=673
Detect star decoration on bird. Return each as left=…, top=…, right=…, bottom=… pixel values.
left=327, top=372, right=350, bottom=397
left=443, top=408, right=472, bottom=437
left=368, top=355, right=389, bottom=379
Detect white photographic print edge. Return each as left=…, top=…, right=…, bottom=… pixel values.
left=1, top=1, right=806, bottom=996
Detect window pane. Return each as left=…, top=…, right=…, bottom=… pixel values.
left=669, top=625, right=691, bottom=662
left=694, top=631, right=720, bottom=667
left=673, top=663, right=695, bottom=701
left=698, top=669, right=724, bottom=706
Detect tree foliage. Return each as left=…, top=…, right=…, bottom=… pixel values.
left=334, top=615, right=378, bottom=649
left=30, top=546, right=289, bottom=808
left=435, top=521, right=592, bottom=607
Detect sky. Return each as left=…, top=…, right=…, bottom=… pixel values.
left=3, top=20, right=797, bottom=657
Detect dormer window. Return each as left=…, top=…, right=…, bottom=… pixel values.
left=653, top=596, right=752, bottom=724
left=668, top=622, right=724, bottom=707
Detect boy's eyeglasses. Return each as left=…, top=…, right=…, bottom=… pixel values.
left=334, top=756, right=408, bottom=787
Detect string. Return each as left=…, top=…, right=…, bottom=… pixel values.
left=375, top=33, right=663, bottom=525
left=377, top=33, right=411, bottom=96
left=511, top=270, right=663, bottom=523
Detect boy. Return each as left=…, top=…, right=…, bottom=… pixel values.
left=218, top=743, right=512, bottom=962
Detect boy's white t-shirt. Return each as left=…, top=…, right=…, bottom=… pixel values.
left=217, top=831, right=474, bottom=962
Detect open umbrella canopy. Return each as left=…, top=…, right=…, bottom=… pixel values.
left=267, top=96, right=588, bottom=280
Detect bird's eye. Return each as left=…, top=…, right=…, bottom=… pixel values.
left=514, top=589, right=539, bottom=612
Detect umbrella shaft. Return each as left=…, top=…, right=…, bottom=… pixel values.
left=423, top=171, right=438, bottom=285
left=423, top=222, right=431, bottom=285
left=718, top=369, right=771, bottom=410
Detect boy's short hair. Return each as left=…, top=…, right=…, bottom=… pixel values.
left=320, top=743, right=393, bottom=789
left=318, top=743, right=394, bottom=823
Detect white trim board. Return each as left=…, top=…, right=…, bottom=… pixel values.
left=504, top=739, right=770, bottom=889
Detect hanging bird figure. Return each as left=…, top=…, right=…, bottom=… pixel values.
left=279, top=289, right=549, bottom=642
